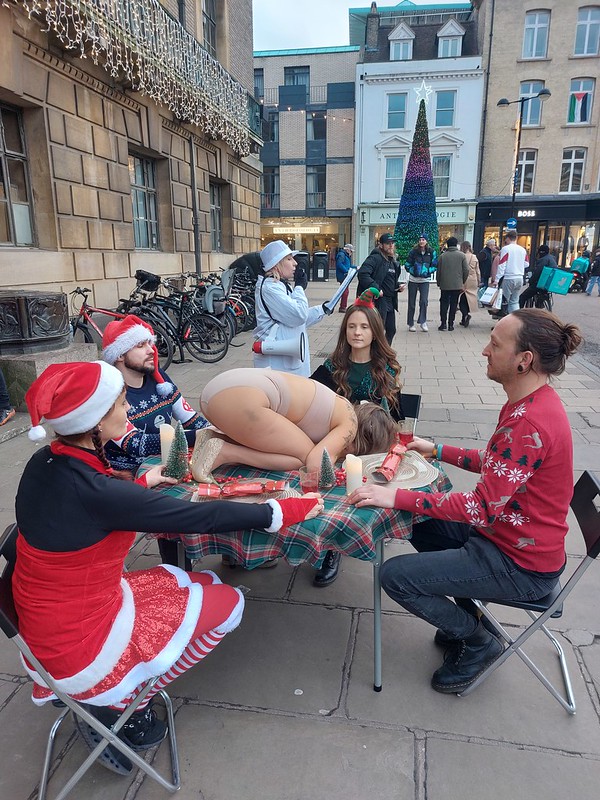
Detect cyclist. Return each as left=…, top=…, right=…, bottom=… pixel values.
left=519, top=245, right=556, bottom=308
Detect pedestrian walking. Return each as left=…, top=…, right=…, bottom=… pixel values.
left=436, top=237, right=469, bottom=331
left=458, top=241, right=480, bottom=327
left=405, top=235, right=437, bottom=333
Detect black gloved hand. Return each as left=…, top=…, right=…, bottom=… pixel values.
left=322, top=302, right=333, bottom=316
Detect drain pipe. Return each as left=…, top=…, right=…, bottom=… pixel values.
left=189, top=136, right=202, bottom=276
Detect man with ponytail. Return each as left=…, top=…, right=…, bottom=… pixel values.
left=349, top=309, right=583, bottom=695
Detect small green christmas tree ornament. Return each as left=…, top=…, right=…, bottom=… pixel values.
left=163, top=420, right=189, bottom=480
left=319, top=449, right=335, bottom=490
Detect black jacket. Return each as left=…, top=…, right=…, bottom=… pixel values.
left=590, top=256, right=600, bottom=277
left=357, top=247, right=401, bottom=309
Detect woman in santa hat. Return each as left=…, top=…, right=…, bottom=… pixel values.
left=14, top=361, right=322, bottom=771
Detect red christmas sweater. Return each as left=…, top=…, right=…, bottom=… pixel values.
left=395, top=384, right=572, bottom=572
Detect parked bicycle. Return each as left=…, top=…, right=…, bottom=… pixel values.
left=116, top=270, right=229, bottom=364
left=70, top=287, right=174, bottom=369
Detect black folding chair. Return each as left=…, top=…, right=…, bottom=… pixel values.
left=459, top=471, right=600, bottom=713
left=400, top=392, right=421, bottom=421
left=0, top=524, right=181, bottom=799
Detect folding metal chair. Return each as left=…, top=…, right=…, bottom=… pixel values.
left=458, top=471, right=600, bottom=713
left=0, top=523, right=181, bottom=799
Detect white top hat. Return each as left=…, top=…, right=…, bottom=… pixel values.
left=261, top=240, right=299, bottom=272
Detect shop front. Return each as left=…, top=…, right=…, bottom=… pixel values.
left=355, top=203, right=476, bottom=263
left=474, top=198, right=600, bottom=267
left=260, top=217, right=352, bottom=267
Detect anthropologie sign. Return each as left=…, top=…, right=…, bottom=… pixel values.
left=366, top=206, right=468, bottom=225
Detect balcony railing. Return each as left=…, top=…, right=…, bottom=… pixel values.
left=261, top=193, right=280, bottom=210
left=9, top=0, right=251, bottom=155
left=261, top=85, right=327, bottom=107
left=306, top=192, right=326, bottom=209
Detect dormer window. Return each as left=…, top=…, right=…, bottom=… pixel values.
left=437, top=19, right=465, bottom=59
left=389, top=21, right=415, bottom=61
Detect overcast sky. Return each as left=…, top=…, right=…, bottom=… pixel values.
left=252, top=0, right=466, bottom=51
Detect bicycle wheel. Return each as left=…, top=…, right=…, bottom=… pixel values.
left=150, top=320, right=175, bottom=371
left=184, top=314, right=229, bottom=363
left=227, top=297, right=249, bottom=335
left=71, top=322, right=94, bottom=344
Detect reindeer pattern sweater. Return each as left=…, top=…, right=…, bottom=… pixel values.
left=395, top=384, right=572, bottom=572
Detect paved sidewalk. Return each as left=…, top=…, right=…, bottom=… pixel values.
left=1, top=280, right=599, bottom=800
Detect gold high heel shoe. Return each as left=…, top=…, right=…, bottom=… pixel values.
left=190, top=436, right=225, bottom=483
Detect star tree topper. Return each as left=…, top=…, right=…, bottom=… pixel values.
left=414, top=79, right=433, bottom=107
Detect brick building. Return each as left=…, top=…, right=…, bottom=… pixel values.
left=0, top=0, right=262, bottom=308
left=253, top=46, right=359, bottom=258
left=475, top=0, right=600, bottom=262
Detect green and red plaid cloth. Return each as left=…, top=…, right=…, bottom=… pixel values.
left=139, top=458, right=452, bottom=569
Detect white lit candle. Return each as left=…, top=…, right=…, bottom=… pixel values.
left=159, top=423, right=175, bottom=465
left=345, top=453, right=363, bottom=494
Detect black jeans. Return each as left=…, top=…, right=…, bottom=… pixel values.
left=0, top=367, right=11, bottom=410
left=376, top=295, right=396, bottom=344
left=439, top=290, right=461, bottom=326
left=380, top=518, right=558, bottom=639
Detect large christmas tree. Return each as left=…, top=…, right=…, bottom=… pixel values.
left=394, top=99, right=439, bottom=265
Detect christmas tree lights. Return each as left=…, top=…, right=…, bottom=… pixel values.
left=394, top=99, right=440, bottom=265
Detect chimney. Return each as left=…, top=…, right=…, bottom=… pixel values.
left=366, top=2, right=379, bottom=51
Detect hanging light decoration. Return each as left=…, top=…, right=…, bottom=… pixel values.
left=4, top=0, right=251, bottom=155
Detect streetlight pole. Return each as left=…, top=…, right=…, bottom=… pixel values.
left=497, top=88, right=551, bottom=230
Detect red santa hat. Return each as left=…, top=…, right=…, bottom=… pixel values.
left=26, top=361, right=124, bottom=441
left=101, top=315, right=173, bottom=396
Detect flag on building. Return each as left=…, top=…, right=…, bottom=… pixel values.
left=568, top=92, right=589, bottom=124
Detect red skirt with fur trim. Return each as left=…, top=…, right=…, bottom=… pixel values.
left=13, top=532, right=244, bottom=706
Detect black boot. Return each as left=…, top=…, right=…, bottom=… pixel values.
left=87, top=703, right=167, bottom=751
left=431, top=621, right=503, bottom=694
left=313, top=550, right=341, bottom=587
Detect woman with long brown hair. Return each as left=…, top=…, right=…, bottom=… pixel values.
left=311, top=294, right=404, bottom=420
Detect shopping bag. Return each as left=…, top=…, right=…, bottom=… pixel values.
left=478, top=286, right=497, bottom=306
left=492, top=289, right=503, bottom=310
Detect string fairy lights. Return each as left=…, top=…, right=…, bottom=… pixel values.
left=4, top=0, right=251, bottom=155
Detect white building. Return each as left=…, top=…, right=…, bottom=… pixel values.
left=352, top=3, right=484, bottom=262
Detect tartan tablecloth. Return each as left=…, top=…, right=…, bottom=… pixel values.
left=139, top=458, right=452, bottom=569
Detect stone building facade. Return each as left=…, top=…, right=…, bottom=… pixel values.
left=0, top=0, right=262, bottom=308
left=253, top=46, right=359, bottom=258
left=475, top=0, right=600, bottom=262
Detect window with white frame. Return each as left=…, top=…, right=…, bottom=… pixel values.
left=432, top=155, right=451, bottom=198
left=0, top=104, right=34, bottom=246
left=391, top=40, right=413, bottom=60
left=387, top=93, right=407, bottom=129
left=568, top=78, right=594, bottom=124
left=435, top=90, right=456, bottom=127
left=384, top=157, right=404, bottom=199
left=522, top=10, right=550, bottom=59
left=209, top=182, right=222, bottom=251
left=575, top=7, right=600, bottom=56
left=438, top=37, right=461, bottom=58
left=559, top=148, right=586, bottom=193
left=519, top=81, right=545, bottom=125
left=516, top=150, right=537, bottom=194
left=389, top=21, right=414, bottom=61
left=129, top=154, right=159, bottom=250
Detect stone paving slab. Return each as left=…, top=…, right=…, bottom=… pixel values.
left=138, top=706, right=416, bottom=800
left=347, top=614, right=600, bottom=754
left=425, top=738, right=600, bottom=800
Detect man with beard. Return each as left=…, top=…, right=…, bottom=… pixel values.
left=101, top=315, right=209, bottom=474
left=101, top=315, right=210, bottom=568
